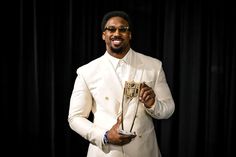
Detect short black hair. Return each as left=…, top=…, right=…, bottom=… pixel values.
left=101, top=11, right=132, bottom=32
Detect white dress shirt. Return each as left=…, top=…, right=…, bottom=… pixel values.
left=105, top=49, right=132, bottom=87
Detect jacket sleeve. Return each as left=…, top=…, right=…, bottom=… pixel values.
left=67, top=69, right=110, bottom=153
left=145, top=64, right=175, bottom=119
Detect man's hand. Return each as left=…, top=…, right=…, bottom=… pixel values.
left=139, top=82, right=156, bottom=108
left=107, top=116, right=136, bottom=145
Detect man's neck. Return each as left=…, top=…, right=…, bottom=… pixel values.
left=107, top=48, right=130, bottom=59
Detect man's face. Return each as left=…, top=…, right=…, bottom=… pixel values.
left=102, top=16, right=131, bottom=54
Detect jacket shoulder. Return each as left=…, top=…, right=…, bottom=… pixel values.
left=134, top=51, right=162, bottom=66
left=76, top=55, right=104, bottom=75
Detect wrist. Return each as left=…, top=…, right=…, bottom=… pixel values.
left=144, top=98, right=156, bottom=108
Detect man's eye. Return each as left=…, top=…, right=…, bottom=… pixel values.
left=108, top=28, right=116, bottom=32
left=119, top=28, right=127, bottom=32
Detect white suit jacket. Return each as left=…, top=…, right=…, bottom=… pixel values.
left=68, top=49, right=175, bottom=157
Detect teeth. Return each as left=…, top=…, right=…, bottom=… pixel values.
left=113, top=40, right=121, bottom=44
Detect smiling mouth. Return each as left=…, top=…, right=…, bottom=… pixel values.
left=112, top=39, right=123, bottom=46
left=113, top=40, right=121, bottom=45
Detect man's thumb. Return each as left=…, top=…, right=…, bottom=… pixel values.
left=116, top=115, right=122, bottom=125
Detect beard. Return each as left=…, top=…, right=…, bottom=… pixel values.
left=111, top=46, right=124, bottom=53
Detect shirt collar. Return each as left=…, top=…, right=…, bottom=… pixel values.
left=105, top=49, right=132, bottom=70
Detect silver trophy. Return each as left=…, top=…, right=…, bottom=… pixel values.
left=120, top=81, right=141, bottom=134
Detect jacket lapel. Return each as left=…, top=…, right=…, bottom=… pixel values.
left=127, top=51, right=143, bottom=82
left=101, top=55, right=123, bottom=108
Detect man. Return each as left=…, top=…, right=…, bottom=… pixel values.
left=68, top=11, right=175, bottom=157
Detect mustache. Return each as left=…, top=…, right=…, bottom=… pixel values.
left=111, top=37, right=123, bottom=40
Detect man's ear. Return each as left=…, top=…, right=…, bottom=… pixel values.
left=102, top=32, right=105, bottom=40
left=129, top=33, right=132, bottom=40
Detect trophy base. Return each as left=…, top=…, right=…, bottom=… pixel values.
left=118, top=129, right=136, bottom=136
